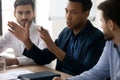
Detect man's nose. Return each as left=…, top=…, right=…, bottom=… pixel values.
left=66, top=13, right=71, bottom=20
left=22, top=14, right=27, bottom=19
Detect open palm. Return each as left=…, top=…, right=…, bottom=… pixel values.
left=8, top=21, right=29, bottom=43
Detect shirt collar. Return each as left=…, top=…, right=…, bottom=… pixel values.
left=113, top=43, right=120, bottom=49
left=70, top=20, right=92, bottom=38
left=29, top=22, right=35, bottom=33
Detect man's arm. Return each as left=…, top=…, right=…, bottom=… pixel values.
left=23, top=44, right=56, bottom=65
left=5, top=57, right=19, bottom=66
left=7, top=21, right=56, bottom=65
left=37, top=27, right=66, bottom=61
left=16, top=56, right=36, bottom=65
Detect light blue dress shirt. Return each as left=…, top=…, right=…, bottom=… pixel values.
left=67, top=41, right=120, bottom=80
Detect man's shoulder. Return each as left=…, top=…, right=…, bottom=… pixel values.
left=85, top=26, right=105, bottom=44
left=57, top=27, right=71, bottom=41
left=89, top=26, right=104, bottom=37
left=85, top=21, right=103, bottom=35
left=61, top=27, right=71, bottom=33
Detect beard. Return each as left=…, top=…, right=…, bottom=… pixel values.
left=18, top=19, right=32, bottom=27
left=104, top=33, right=113, bottom=41
left=66, top=21, right=85, bottom=30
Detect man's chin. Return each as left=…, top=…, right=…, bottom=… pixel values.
left=67, top=25, right=73, bottom=29
left=21, top=22, right=28, bottom=27
left=104, top=36, right=112, bottom=41
left=21, top=24, right=26, bottom=27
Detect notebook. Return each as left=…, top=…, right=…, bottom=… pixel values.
left=18, top=71, right=61, bottom=80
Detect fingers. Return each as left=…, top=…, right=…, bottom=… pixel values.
left=8, top=21, right=26, bottom=31
left=8, top=22, right=15, bottom=31
left=52, top=77, right=64, bottom=80
left=41, top=26, right=44, bottom=31
left=8, top=21, right=16, bottom=34
left=37, top=26, right=49, bottom=34
left=8, top=21, right=18, bottom=30
left=25, top=22, right=30, bottom=31
left=37, top=26, right=48, bottom=37
left=37, top=26, right=43, bottom=32
left=8, top=28, right=14, bottom=34
left=8, top=21, right=25, bottom=37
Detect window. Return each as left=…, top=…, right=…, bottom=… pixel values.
left=0, top=0, right=2, bottom=35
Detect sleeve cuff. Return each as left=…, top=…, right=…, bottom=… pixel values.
left=16, top=56, right=36, bottom=65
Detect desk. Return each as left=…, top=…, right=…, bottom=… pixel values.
left=1, top=65, right=72, bottom=79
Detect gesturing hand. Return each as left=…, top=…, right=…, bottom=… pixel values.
left=7, top=21, right=29, bottom=43
left=37, top=27, right=66, bottom=61
left=37, top=27, right=56, bottom=52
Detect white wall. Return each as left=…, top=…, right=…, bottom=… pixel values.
left=2, top=0, right=16, bottom=34
left=91, top=0, right=105, bottom=31
left=35, top=0, right=56, bottom=69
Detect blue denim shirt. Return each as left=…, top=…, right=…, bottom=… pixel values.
left=65, top=31, right=84, bottom=60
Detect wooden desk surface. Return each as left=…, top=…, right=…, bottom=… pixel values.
left=3, top=65, right=72, bottom=79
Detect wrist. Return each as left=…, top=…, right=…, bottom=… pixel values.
left=6, top=58, right=19, bottom=66
left=23, top=38, right=33, bottom=50
left=12, top=58, right=19, bottom=65
left=52, top=47, right=66, bottom=61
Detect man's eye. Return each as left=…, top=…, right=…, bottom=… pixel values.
left=65, top=9, right=68, bottom=13
left=71, top=11, right=76, bottom=14
left=18, top=12, right=23, bottom=15
left=26, top=11, right=31, bottom=14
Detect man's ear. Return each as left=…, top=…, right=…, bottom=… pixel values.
left=108, top=19, right=115, bottom=31
left=14, top=11, right=16, bottom=18
left=84, top=10, right=89, bottom=18
left=33, top=11, right=35, bottom=18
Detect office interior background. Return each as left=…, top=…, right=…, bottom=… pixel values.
left=0, top=0, right=105, bottom=68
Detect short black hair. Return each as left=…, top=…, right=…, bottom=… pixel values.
left=69, top=0, right=92, bottom=12
left=14, top=0, right=34, bottom=11
left=98, top=0, right=120, bottom=27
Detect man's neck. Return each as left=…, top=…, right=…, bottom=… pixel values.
left=73, top=21, right=87, bottom=35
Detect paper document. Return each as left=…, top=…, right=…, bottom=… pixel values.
left=0, top=69, right=33, bottom=80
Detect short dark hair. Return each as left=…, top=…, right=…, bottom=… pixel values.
left=69, top=0, right=92, bottom=12
left=98, top=0, right=120, bottom=27
left=14, top=0, right=35, bottom=11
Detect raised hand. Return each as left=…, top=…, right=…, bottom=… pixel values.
left=8, top=21, right=29, bottom=42
left=8, top=21, right=33, bottom=50
left=37, top=27, right=56, bottom=53
left=37, top=27, right=66, bottom=61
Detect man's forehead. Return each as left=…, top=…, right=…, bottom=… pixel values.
left=66, top=2, right=83, bottom=11
left=15, top=5, right=32, bottom=10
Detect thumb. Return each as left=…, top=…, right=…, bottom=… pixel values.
left=25, top=23, right=29, bottom=31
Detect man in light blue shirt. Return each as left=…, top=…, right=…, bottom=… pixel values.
left=53, top=0, right=120, bottom=80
